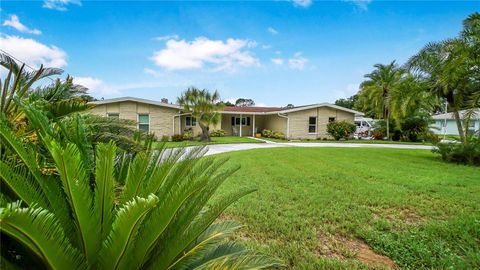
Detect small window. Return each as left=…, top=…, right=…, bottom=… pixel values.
left=235, top=118, right=240, bottom=125
left=186, top=116, right=197, bottom=127
left=107, top=113, right=119, bottom=119
left=231, top=116, right=235, bottom=126
left=329, top=117, right=336, bottom=122
left=138, top=114, right=149, bottom=132
left=308, top=117, right=317, bottom=133
left=247, top=117, right=251, bottom=126
left=233, top=117, right=250, bottom=126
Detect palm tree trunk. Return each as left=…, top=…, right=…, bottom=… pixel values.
left=199, top=125, right=211, bottom=142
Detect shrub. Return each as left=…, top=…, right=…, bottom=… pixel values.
left=183, top=129, right=194, bottom=140
left=433, top=138, right=480, bottom=166
left=160, top=135, right=170, bottom=142
left=261, top=129, right=285, bottom=139
left=400, top=114, right=434, bottom=142
left=326, top=120, right=356, bottom=140
left=210, top=129, right=226, bottom=137
left=171, top=134, right=184, bottom=142
left=261, top=129, right=272, bottom=138
left=372, top=131, right=384, bottom=140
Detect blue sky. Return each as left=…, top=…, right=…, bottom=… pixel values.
left=1, top=0, right=478, bottom=106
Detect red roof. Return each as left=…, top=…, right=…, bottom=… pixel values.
left=222, top=106, right=284, bottom=113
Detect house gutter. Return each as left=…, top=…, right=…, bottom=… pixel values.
left=277, top=112, right=289, bottom=139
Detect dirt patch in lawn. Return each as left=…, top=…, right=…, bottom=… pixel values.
left=371, top=206, right=423, bottom=226
left=316, top=232, right=396, bottom=269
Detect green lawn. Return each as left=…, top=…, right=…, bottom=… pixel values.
left=263, top=137, right=433, bottom=145
left=216, top=148, right=480, bottom=269
left=157, top=136, right=263, bottom=148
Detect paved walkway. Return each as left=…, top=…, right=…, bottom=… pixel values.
left=203, top=140, right=434, bottom=156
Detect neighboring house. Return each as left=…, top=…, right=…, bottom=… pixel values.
left=90, top=97, right=363, bottom=139
left=430, top=109, right=480, bottom=136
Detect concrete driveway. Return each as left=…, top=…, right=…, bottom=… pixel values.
left=203, top=141, right=434, bottom=156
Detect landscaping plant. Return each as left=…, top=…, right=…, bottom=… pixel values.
left=326, top=120, right=356, bottom=140
left=0, top=104, right=282, bottom=269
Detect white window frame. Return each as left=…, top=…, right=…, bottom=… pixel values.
left=185, top=116, right=197, bottom=127
left=138, top=114, right=150, bottom=133
left=232, top=116, right=250, bottom=126
left=308, top=116, right=317, bottom=134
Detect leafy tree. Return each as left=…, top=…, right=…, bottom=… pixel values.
left=178, top=87, right=223, bottom=142
left=285, top=104, right=294, bottom=108
left=358, top=61, right=404, bottom=140
left=0, top=104, right=282, bottom=269
left=334, top=95, right=358, bottom=109
left=235, top=98, right=255, bottom=107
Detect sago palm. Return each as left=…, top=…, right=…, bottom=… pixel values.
left=0, top=106, right=281, bottom=269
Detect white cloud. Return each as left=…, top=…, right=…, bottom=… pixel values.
left=292, top=0, right=312, bottom=8
left=151, top=37, right=260, bottom=72
left=267, top=27, right=278, bottom=35
left=3, top=15, right=42, bottom=35
left=43, top=0, right=81, bottom=11
left=271, top=58, right=284, bottom=65
left=288, top=52, right=308, bottom=70
left=73, top=76, right=119, bottom=96
left=333, top=83, right=360, bottom=100
left=262, top=44, right=271, bottom=49
left=153, top=34, right=179, bottom=41
left=343, top=0, right=372, bottom=11
left=0, top=35, right=67, bottom=68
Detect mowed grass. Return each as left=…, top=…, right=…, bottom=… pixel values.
left=216, top=147, right=480, bottom=269
left=157, top=136, right=262, bottom=148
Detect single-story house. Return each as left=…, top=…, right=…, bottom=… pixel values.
left=90, top=97, right=364, bottom=139
left=430, top=109, right=480, bottom=136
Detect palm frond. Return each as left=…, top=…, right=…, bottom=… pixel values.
left=0, top=202, right=87, bottom=270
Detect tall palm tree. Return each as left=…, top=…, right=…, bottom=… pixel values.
left=359, top=61, right=403, bottom=139
left=177, top=87, right=224, bottom=142
left=0, top=104, right=281, bottom=269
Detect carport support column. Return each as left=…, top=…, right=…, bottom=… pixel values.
left=252, top=114, right=255, bottom=136
left=239, top=114, right=243, bottom=137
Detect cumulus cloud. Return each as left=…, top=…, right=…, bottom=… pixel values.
left=153, top=34, right=179, bottom=41
left=271, top=58, right=284, bottom=65
left=343, top=0, right=372, bottom=11
left=0, top=35, right=67, bottom=68
left=73, top=76, right=119, bottom=96
left=267, top=27, right=278, bottom=35
left=43, top=0, right=81, bottom=11
left=292, top=0, right=312, bottom=8
left=3, top=15, right=42, bottom=35
left=288, top=52, right=308, bottom=70
left=151, top=37, right=260, bottom=72
left=333, top=83, right=360, bottom=100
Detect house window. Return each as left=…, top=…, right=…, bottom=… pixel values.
left=107, top=113, right=119, bottom=119
left=186, top=116, right=197, bottom=127
left=308, top=117, right=317, bottom=133
left=232, top=117, right=250, bottom=126
left=329, top=117, right=336, bottom=122
left=138, top=114, right=149, bottom=132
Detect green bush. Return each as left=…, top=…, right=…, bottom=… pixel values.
left=210, top=129, right=226, bottom=137
left=326, top=120, right=356, bottom=140
left=183, top=129, right=194, bottom=140
left=171, top=134, right=184, bottom=142
left=261, top=129, right=285, bottom=139
left=160, top=135, right=170, bottom=142
left=433, top=138, right=480, bottom=166
left=400, top=114, right=434, bottom=142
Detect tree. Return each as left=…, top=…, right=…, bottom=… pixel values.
left=407, top=13, right=479, bottom=143
left=177, top=87, right=223, bottom=142
left=235, top=98, right=255, bottom=107
left=359, top=61, right=404, bottom=140
left=334, top=95, right=358, bottom=109
left=326, top=120, right=356, bottom=140
left=285, top=104, right=295, bottom=108
left=0, top=104, right=281, bottom=269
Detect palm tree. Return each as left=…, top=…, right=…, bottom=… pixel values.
left=177, top=87, right=224, bottom=142
left=359, top=61, right=403, bottom=139
left=0, top=104, right=281, bottom=269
